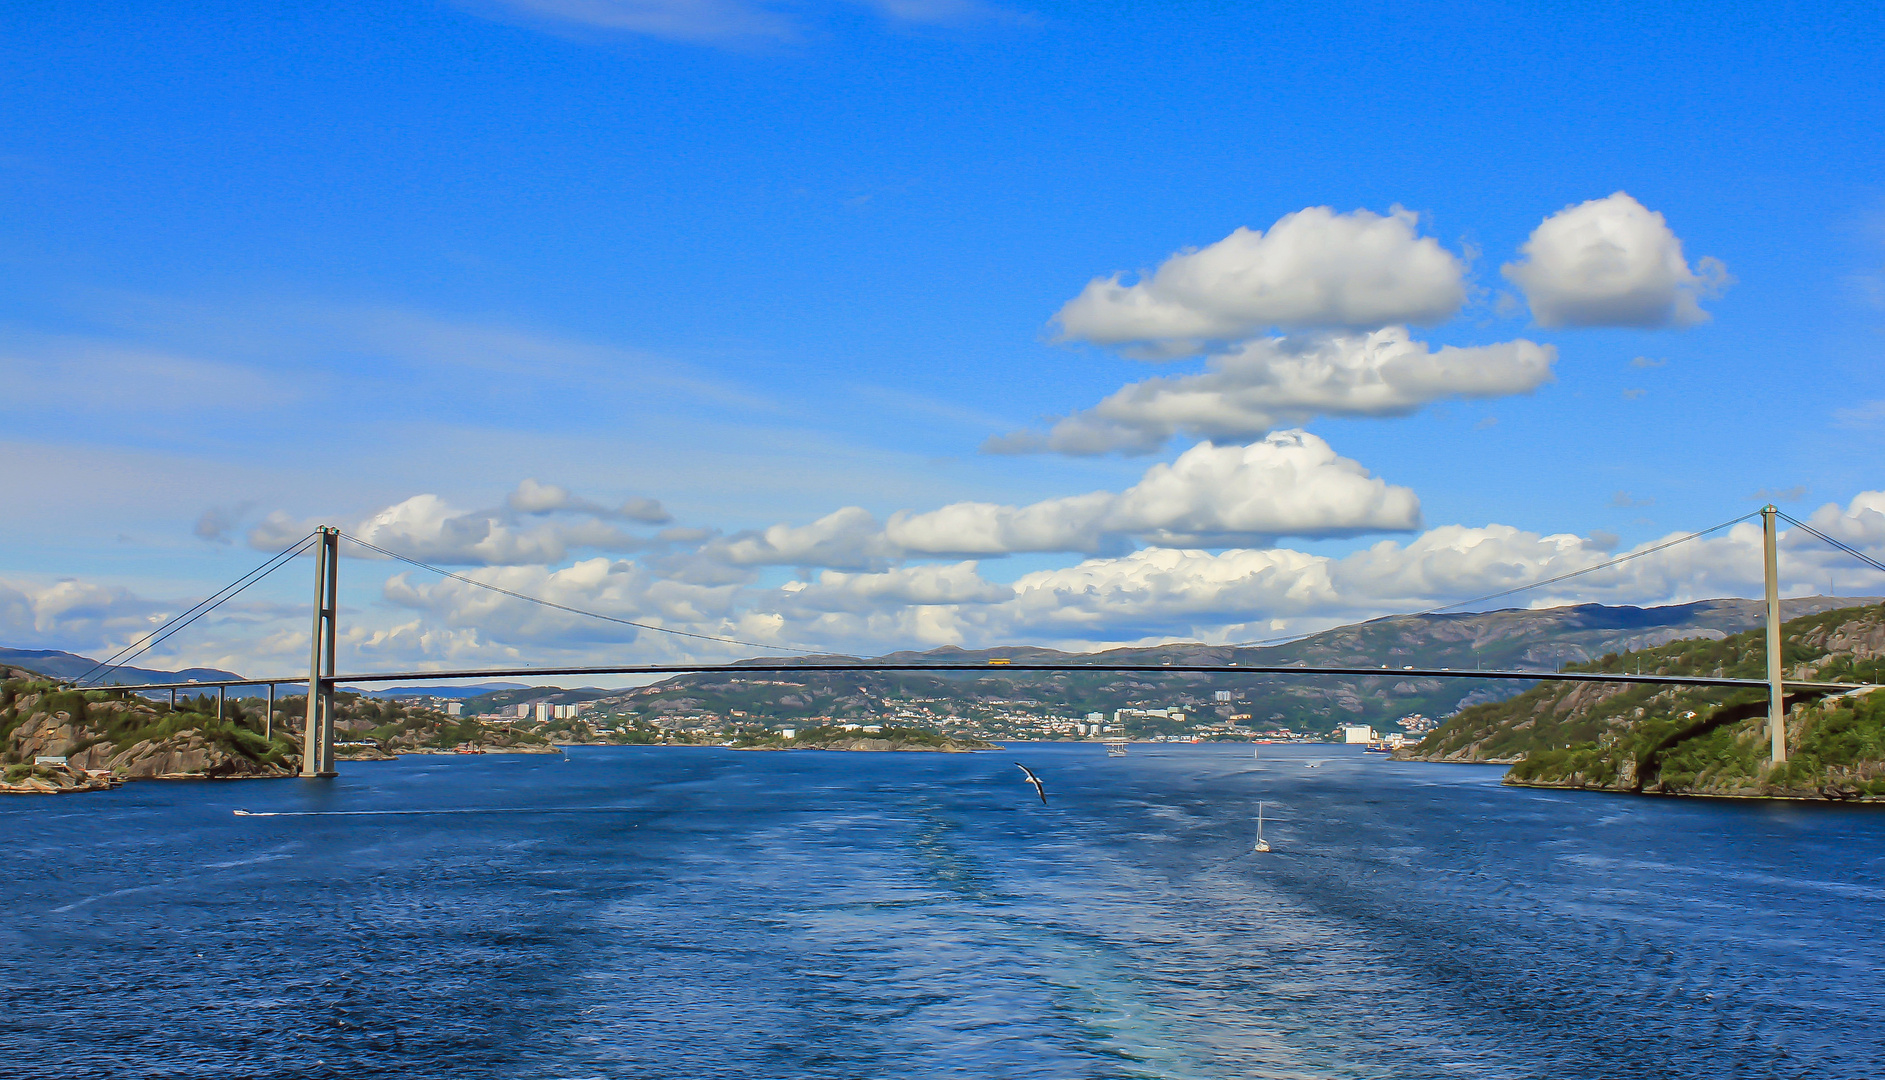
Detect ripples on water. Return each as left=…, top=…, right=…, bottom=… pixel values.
left=3, top=744, right=1881, bottom=1078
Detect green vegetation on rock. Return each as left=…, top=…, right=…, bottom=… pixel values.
left=1, top=677, right=297, bottom=778
left=0, top=667, right=561, bottom=790
left=325, top=692, right=558, bottom=754
left=1403, top=603, right=1885, bottom=800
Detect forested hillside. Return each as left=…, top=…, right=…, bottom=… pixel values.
left=1401, top=604, right=1885, bottom=800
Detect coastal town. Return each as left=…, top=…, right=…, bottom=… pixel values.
left=385, top=684, right=1443, bottom=749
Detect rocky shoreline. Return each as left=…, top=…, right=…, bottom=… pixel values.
left=1391, top=749, right=1522, bottom=765
left=1502, top=773, right=1885, bottom=802
left=736, top=725, right=998, bottom=753
left=393, top=744, right=564, bottom=756
left=2, top=666, right=564, bottom=793
left=0, top=761, right=124, bottom=794
left=737, top=736, right=994, bottom=753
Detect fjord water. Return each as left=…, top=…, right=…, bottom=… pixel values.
left=3, top=745, right=1880, bottom=1078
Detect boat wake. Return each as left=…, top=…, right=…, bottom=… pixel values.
left=232, top=806, right=644, bottom=817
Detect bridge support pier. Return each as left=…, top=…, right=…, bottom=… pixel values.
left=301, top=527, right=339, bottom=778
left=1763, top=505, right=1787, bottom=765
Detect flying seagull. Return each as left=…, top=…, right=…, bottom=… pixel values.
left=1015, top=762, right=1047, bottom=805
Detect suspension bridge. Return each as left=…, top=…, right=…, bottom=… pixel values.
left=50, top=506, right=1885, bottom=778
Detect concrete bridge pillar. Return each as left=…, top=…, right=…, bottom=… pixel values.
left=1763, top=506, right=1786, bottom=764
left=301, top=527, right=339, bottom=778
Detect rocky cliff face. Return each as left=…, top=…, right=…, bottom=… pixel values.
left=1504, top=686, right=1885, bottom=801
left=0, top=761, right=119, bottom=794
left=2, top=667, right=563, bottom=792
left=1, top=680, right=299, bottom=785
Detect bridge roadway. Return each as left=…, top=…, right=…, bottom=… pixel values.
left=75, top=661, right=1873, bottom=696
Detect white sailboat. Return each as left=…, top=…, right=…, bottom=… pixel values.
left=1253, top=801, right=1270, bottom=853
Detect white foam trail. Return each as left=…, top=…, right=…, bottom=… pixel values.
left=53, top=883, right=166, bottom=914
left=233, top=806, right=642, bottom=817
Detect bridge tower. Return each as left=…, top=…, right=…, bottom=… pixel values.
left=1762, top=505, right=1786, bottom=764
left=301, top=526, right=339, bottom=778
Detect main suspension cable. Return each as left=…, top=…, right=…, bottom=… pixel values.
left=1777, top=511, right=1885, bottom=575
left=339, top=532, right=824, bottom=656
left=1225, top=510, right=1762, bottom=648
left=1408, top=510, right=1761, bottom=617
left=75, top=531, right=321, bottom=686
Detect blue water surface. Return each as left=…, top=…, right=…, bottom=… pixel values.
left=3, top=743, right=1881, bottom=1078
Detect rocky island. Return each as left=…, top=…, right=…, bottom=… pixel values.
left=1398, top=603, right=1885, bottom=801
left=1, top=667, right=299, bottom=788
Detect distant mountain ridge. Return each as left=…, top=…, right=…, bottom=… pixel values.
left=0, top=649, right=535, bottom=701
left=493, top=596, right=1883, bottom=733
left=0, top=648, right=241, bottom=687
left=345, top=683, right=531, bottom=700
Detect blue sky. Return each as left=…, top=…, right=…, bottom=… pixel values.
left=3, top=0, right=1883, bottom=676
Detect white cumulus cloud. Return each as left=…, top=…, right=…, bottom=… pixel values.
left=987, top=328, right=1556, bottom=455
left=0, top=575, right=304, bottom=676
left=251, top=493, right=655, bottom=567
left=998, top=546, right=1339, bottom=641
left=1502, top=192, right=1731, bottom=328
left=775, top=562, right=1014, bottom=615
left=956, top=500, right=1885, bottom=649
left=892, top=431, right=1420, bottom=553
left=707, top=431, right=1419, bottom=568
left=698, top=506, right=903, bottom=570
left=1052, top=207, right=1468, bottom=356
left=12, top=492, right=1885, bottom=672
left=382, top=557, right=747, bottom=652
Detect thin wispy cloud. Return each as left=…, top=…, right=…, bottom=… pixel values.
left=469, top=0, right=800, bottom=45
left=11, top=293, right=781, bottom=422
left=1749, top=485, right=1807, bottom=502
left=465, top=0, right=1023, bottom=46
left=1835, top=400, right=1885, bottom=428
